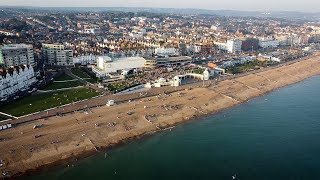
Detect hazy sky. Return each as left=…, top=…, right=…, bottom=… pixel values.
left=1, top=0, right=319, bottom=12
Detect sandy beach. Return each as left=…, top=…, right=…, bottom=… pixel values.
left=1, top=53, right=320, bottom=178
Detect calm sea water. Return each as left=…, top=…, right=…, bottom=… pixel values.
left=26, top=76, right=320, bottom=180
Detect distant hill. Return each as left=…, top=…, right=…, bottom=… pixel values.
left=1, top=6, right=320, bottom=20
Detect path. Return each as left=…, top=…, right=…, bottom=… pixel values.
left=0, top=112, right=17, bottom=120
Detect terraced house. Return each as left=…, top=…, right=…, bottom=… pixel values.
left=0, top=65, right=37, bottom=101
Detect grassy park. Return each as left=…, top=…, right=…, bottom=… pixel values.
left=40, top=74, right=85, bottom=90
left=71, top=68, right=98, bottom=84
left=71, top=68, right=91, bottom=78
left=193, top=69, right=205, bottom=74
left=54, top=74, right=75, bottom=81
left=225, top=60, right=277, bottom=74
left=1, top=88, right=100, bottom=117
left=106, top=83, right=128, bottom=93
left=42, top=80, right=84, bottom=90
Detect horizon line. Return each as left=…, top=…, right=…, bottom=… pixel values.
left=0, top=5, right=319, bottom=14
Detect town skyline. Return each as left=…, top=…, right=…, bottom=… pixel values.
left=1, top=3, right=320, bottom=179
left=1, top=0, right=320, bottom=12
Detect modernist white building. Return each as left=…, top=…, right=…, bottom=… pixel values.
left=42, top=43, right=73, bottom=66
left=0, top=65, right=37, bottom=101
left=92, top=56, right=147, bottom=77
left=0, top=44, right=35, bottom=68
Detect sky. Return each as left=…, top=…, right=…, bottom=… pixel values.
left=0, top=0, right=319, bottom=12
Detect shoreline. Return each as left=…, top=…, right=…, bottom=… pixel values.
left=0, top=53, right=310, bottom=126
left=1, top=54, right=320, bottom=178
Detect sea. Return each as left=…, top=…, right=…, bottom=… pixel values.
left=25, top=75, right=320, bottom=180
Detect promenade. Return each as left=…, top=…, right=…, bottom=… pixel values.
left=0, top=53, right=320, bottom=178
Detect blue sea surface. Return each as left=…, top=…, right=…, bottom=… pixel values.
left=27, top=75, right=320, bottom=180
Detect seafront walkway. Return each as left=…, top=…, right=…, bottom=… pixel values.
left=0, top=53, right=318, bottom=127
left=0, top=112, right=17, bottom=120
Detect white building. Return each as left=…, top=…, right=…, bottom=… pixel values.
left=219, top=56, right=256, bottom=68
left=215, top=42, right=228, bottom=52
left=147, top=71, right=210, bottom=88
left=226, top=39, right=242, bottom=53
left=211, top=25, right=223, bottom=31
left=258, top=37, right=279, bottom=48
left=155, top=47, right=179, bottom=56
left=42, top=43, right=73, bottom=66
left=93, top=56, right=147, bottom=77
left=0, top=44, right=35, bottom=68
left=187, top=45, right=202, bottom=53
left=128, top=32, right=144, bottom=39
left=73, top=54, right=97, bottom=65
left=276, top=35, right=300, bottom=46
left=0, top=65, right=37, bottom=101
left=215, top=40, right=242, bottom=53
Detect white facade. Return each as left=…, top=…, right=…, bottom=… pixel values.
left=227, top=40, right=242, bottom=53
left=155, top=47, right=179, bottom=56
left=0, top=44, right=35, bottom=68
left=188, top=45, right=201, bottom=53
left=215, top=40, right=241, bottom=53
left=0, top=65, right=37, bottom=100
left=215, top=42, right=228, bottom=51
left=258, top=37, right=279, bottom=48
left=42, top=43, right=74, bottom=66
left=73, top=54, right=97, bottom=65
left=219, top=56, right=256, bottom=68
left=128, top=32, right=144, bottom=39
left=277, top=35, right=300, bottom=46
left=93, top=56, right=146, bottom=75
left=211, top=25, right=223, bottom=31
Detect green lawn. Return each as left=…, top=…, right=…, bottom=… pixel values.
left=106, top=82, right=140, bottom=93
left=226, top=60, right=277, bottom=74
left=55, top=74, right=75, bottom=81
left=1, top=88, right=100, bottom=117
left=71, top=68, right=99, bottom=84
left=193, top=69, right=205, bottom=74
left=71, top=68, right=91, bottom=78
left=107, top=83, right=128, bottom=93
left=42, top=81, right=84, bottom=90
